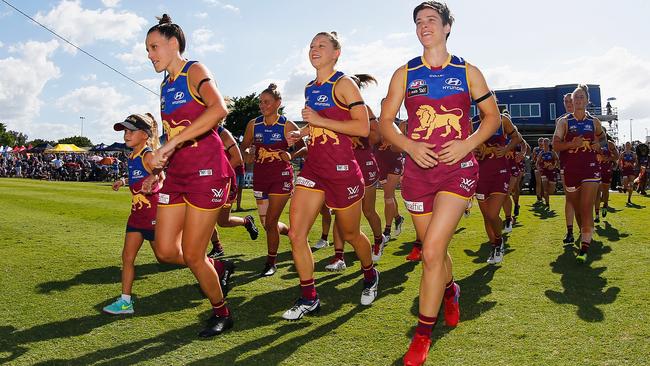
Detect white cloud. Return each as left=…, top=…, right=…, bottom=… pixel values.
left=0, top=40, right=61, bottom=124
left=34, top=0, right=147, bottom=53
left=115, top=42, right=150, bottom=73
left=191, top=28, right=224, bottom=55
left=195, top=12, right=209, bottom=19
left=101, top=0, right=120, bottom=7
left=202, top=0, right=240, bottom=13
left=0, top=41, right=4, bottom=48
left=81, top=74, right=97, bottom=81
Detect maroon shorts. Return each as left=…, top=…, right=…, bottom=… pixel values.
left=401, top=166, right=478, bottom=215
left=563, top=165, right=600, bottom=192
left=600, top=169, right=612, bottom=184
left=296, top=164, right=364, bottom=210
left=378, top=155, right=404, bottom=182
left=541, top=169, right=556, bottom=182
left=158, top=176, right=231, bottom=210
left=359, top=158, right=380, bottom=187
left=621, top=169, right=635, bottom=178
left=509, top=160, right=521, bottom=178
left=253, top=173, right=294, bottom=200
left=476, top=167, right=509, bottom=201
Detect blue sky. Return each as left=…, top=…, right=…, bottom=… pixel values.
left=1, top=0, right=649, bottom=144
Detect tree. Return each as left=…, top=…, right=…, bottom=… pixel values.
left=8, top=131, right=28, bottom=146
left=58, top=136, right=93, bottom=147
left=27, top=138, right=55, bottom=147
left=224, top=93, right=260, bottom=138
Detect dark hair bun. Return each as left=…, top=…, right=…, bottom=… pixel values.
left=330, top=31, right=338, bottom=37
left=267, top=83, right=277, bottom=90
left=158, top=14, right=172, bottom=25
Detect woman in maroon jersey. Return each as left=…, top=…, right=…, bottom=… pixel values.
left=552, top=84, right=606, bottom=263
left=379, top=2, right=499, bottom=365
left=240, top=84, right=304, bottom=277
left=147, top=14, right=234, bottom=337
left=281, top=31, right=379, bottom=320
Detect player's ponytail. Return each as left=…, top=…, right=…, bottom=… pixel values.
left=145, top=113, right=160, bottom=150
left=351, top=74, right=377, bottom=89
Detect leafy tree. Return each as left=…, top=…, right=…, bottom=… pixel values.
left=224, top=93, right=260, bottom=138
left=58, top=136, right=93, bottom=147
left=8, top=131, right=28, bottom=146
left=27, top=138, right=55, bottom=147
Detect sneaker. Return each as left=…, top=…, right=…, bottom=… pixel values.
left=282, top=297, right=320, bottom=320
left=514, top=204, right=520, bottom=217
left=260, top=262, right=277, bottom=277
left=545, top=202, right=550, bottom=210
left=403, top=333, right=432, bottom=366
left=406, top=245, right=422, bottom=262
left=601, top=206, right=607, bottom=218
left=487, top=248, right=496, bottom=264
left=576, top=250, right=587, bottom=263
left=103, top=298, right=134, bottom=315
left=499, top=237, right=505, bottom=252
left=503, top=220, right=513, bottom=234
left=371, top=236, right=388, bottom=263
left=493, top=246, right=503, bottom=264
left=394, top=215, right=405, bottom=237
left=313, top=238, right=329, bottom=249
left=463, top=208, right=471, bottom=218
left=244, top=215, right=259, bottom=240
left=325, top=258, right=347, bottom=272
left=207, top=246, right=224, bottom=259
left=198, top=315, right=233, bottom=337
left=563, top=233, right=575, bottom=247
left=220, top=260, right=236, bottom=297
left=360, top=269, right=379, bottom=306
left=444, top=283, right=460, bottom=327
left=594, top=215, right=600, bottom=223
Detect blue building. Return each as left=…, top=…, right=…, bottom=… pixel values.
left=471, top=84, right=618, bottom=144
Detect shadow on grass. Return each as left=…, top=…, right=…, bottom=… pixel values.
left=464, top=238, right=515, bottom=264
left=29, top=262, right=418, bottom=365
left=531, top=204, right=558, bottom=220
left=388, top=265, right=500, bottom=365
left=36, top=262, right=182, bottom=293
left=595, top=220, right=629, bottom=242
left=625, top=202, right=646, bottom=209
left=1, top=284, right=204, bottom=364
left=544, top=240, right=620, bottom=322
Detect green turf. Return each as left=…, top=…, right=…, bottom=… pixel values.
left=0, top=178, right=648, bottom=365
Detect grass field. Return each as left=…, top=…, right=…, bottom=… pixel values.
left=0, top=178, right=648, bottom=365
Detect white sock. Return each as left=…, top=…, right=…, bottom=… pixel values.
left=121, top=294, right=132, bottom=303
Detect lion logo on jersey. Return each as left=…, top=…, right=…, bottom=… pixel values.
left=310, top=127, right=340, bottom=145
left=163, top=119, right=198, bottom=147
left=571, top=140, right=593, bottom=153
left=411, top=105, right=463, bottom=140
left=478, top=144, right=497, bottom=159
left=132, top=191, right=152, bottom=211
left=256, top=147, right=283, bottom=163
left=350, top=136, right=364, bottom=149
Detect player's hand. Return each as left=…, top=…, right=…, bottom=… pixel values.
left=494, top=146, right=507, bottom=158
left=279, top=151, right=291, bottom=161
left=405, top=141, right=438, bottom=169
left=302, top=107, right=324, bottom=127
left=439, top=139, right=472, bottom=165
left=571, top=136, right=584, bottom=148
left=112, top=180, right=122, bottom=191
left=287, top=130, right=302, bottom=146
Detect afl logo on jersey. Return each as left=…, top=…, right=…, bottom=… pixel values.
left=407, top=79, right=428, bottom=98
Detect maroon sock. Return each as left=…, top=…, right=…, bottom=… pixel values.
left=415, top=313, right=437, bottom=337
left=580, top=241, right=590, bottom=252
left=361, top=263, right=376, bottom=283
left=267, top=251, right=277, bottom=265
left=209, top=258, right=225, bottom=278
left=374, top=235, right=382, bottom=245
left=321, top=233, right=328, bottom=241
left=567, top=225, right=573, bottom=235
left=444, top=278, right=457, bottom=299
left=212, top=299, right=230, bottom=317
left=212, top=241, right=223, bottom=252
left=414, top=240, right=422, bottom=249
left=300, top=279, right=317, bottom=301
left=334, top=249, right=344, bottom=261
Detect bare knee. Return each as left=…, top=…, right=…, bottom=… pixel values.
left=182, top=251, right=205, bottom=269
left=421, top=246, right=445, bottom=269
